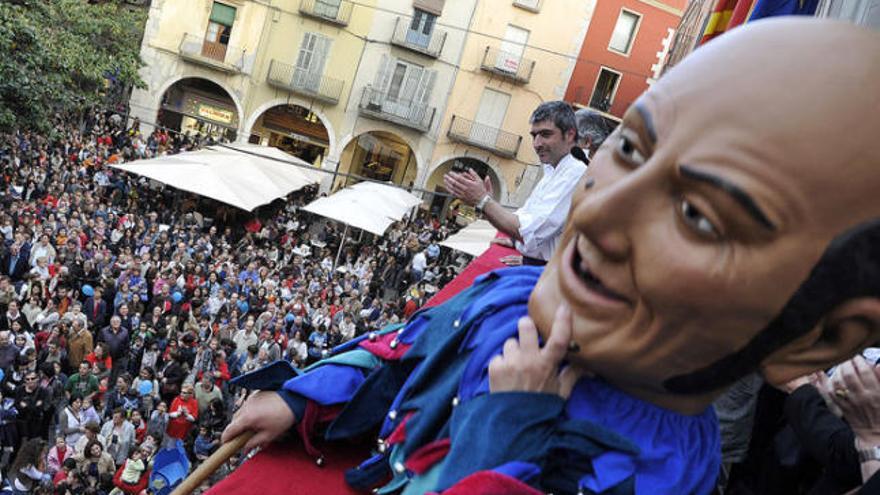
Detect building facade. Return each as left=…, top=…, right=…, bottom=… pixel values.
left=129, top=0, right=594, bottom=210
left=663, top=0, right=877, bottom=75
left=423, top=0, right=595, bottom=212
left=563, top=0, right=684, bottom=120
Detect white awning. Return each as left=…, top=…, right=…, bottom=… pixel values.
left=302, top=181, right=422, bottom=236
left=440, top=219, right=498, bottom=257
left=109, top=144, right=323, bottom=211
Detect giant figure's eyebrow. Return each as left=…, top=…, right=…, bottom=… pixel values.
left=634, top=102, right=657, bottom=145
left=679, top=165, right=777, bottom=231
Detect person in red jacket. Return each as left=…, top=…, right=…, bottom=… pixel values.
left=166, top=384, right=198, bottom=441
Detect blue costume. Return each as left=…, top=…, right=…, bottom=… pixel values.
left=236, top=267, right=721, bottom=494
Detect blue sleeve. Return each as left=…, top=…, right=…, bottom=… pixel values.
left=277, top=389, right=307, bottom=421
left=437, top=392, right=564, bottom=491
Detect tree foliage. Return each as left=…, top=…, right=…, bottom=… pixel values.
left=0, top=0, right=147, bottom=134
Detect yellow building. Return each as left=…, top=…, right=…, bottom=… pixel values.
left=130, top=0, right=376, bottom=169
left=130, top=0, right=595, bottom=211
left=423, top=0, right=595, bottom=214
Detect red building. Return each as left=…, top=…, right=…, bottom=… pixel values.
left=565, top=0, right=686, bottom=119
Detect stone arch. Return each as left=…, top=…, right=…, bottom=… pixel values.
left=153, top=74, right=244, bottom=130
left=335, top=129, right=422, bottom=191
left=337, top=124, right=425, bottom=187
left=425, top=155, right=508, bottom=204
left=242, top=97, right=338, bottom=159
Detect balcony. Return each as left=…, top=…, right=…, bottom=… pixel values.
left=447, top=115, right=522, bottom=158
left=299, top=0, right=352, bottom=27
left=267, top=60, right=344, bottom=105
left=178, top=34, right=246, bottom=73
left=390, top=16, right=446, bottom=59
left=513, top=0, right=542, bottom=12
left=358, top=86, right=436, bottom=133
left=479, top=46, right=535, bottom=84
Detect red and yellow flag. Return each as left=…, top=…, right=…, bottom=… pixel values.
left=700, top=0, right=755, bottom=44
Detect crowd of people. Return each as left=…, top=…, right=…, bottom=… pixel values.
left=0, top=110, right=465, bottom=494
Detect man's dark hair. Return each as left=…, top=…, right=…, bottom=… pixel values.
left=529, top=101, right=577, bottom=137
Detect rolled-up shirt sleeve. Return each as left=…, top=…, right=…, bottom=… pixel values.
left=515, top=157, right=586, bottom=260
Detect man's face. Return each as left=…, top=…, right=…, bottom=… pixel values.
left=79, top=363, right=90, bottom=376
left=530, top=119, right=575, bottom=166
left=528, top=22, right=880, bottom=405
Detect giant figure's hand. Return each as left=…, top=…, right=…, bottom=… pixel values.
left=222, top=391, right=295, bottom=452
left=489, top=304, right=582, bottom=399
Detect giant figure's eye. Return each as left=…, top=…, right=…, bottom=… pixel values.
left=680, top=199, right=719, bottom=238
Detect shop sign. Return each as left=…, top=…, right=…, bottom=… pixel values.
left=197, top=104, right=235, bottom=125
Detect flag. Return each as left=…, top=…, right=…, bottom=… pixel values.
left=748, top=0, right=820, bottom=21
left=727, top=0, right=756, bottom=29
left=700, top=0, right=738, bottom=44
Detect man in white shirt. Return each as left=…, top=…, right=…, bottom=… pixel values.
left=444, top=101, right=586, bottom=264
left=411, top=250, right=427, bottom=281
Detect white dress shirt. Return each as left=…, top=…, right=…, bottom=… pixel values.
left=514, top=154, right=587, bottom=261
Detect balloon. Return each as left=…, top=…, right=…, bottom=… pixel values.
left=172, top=292, right=183, bottom=303
left=239, top=302, right=249, bottom=314
left=285, top=313, right=295, bottom=323
left=82, top=285, right=94, bottom=297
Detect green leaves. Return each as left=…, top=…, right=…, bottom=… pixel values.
left=0, top=0, right=146, bottom=133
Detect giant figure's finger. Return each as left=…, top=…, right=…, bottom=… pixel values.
left=517, top=316, right=540, bottom=353
left=541, top=304, right=572, bottom=362
left=557, top=365, right=584, bottom=399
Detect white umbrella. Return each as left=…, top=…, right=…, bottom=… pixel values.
left=110, top=144, right=322, bottom=211
left=302, top=181, right=422, bottom=266
left=440, top=219, right=498, bottom=257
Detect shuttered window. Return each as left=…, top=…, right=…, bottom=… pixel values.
left=210, top=2, right=236, bottom=26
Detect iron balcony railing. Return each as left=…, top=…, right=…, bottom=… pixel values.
left=390, top=16, right=447, bottom=58
left=513, top=0, right=543, bottom=12
left=447, top=115, right=522, bottom=158
left=178, top=33, right=246, bottom=73
left=479, top=46, right=535, bottom=84
left=267, top=60, right=344, bottom=105
left=358, top=86, right=436, bottom=132
left=298, top=0, right=353, bottom=26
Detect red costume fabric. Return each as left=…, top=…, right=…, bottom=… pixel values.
left=424, top=238, right=516, bottom=308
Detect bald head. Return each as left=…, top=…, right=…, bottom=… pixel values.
left=528, top=19, right=880, bottom=411
left=650, top=18, right=880, bottom=232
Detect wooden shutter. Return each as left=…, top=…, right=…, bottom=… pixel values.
left=311, top=35, right=331, bottom=76
left=373, top=54, right=394, bottom=92
left=210, top=2, right=236, bottom=26
left=414, top=69, right=436, bottom=104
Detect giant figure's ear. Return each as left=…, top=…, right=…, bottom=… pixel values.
left=760, top=297, right=880, bottom=387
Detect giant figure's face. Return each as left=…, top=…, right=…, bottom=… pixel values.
left=528, top=19, right=880, bottom=411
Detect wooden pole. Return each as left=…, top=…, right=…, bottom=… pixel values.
left=169, top=431, right=254, bottom=495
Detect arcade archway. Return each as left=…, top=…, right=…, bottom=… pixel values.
left=247, top=104, right=331, bottom=167
left=424, top=157, right=502, bottom=219
left=157, top=77, right=239, bottom=142
left=335, top=131, right=418, bottom=190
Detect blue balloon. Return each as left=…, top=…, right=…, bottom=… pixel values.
left=82, top=285, right=94, bottom=297
left=172, top=292, right=183, bottom=303
left=238, top=302, right=249, bottom=314
left=285, top=313, right=295, bottom=323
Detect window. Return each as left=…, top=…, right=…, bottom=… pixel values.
left=294, top=33, right=331, bottom=92
left=407, top=9, right=437, bottom=48
left=496, top=25, right=529, bottom=72
left=589, top=68, right=621, bottom=112
left=203, top=2, right=236, bottom=61
left=608, top=10, right=640, bottom=54
left=513, top=0, right=541, bottom=11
